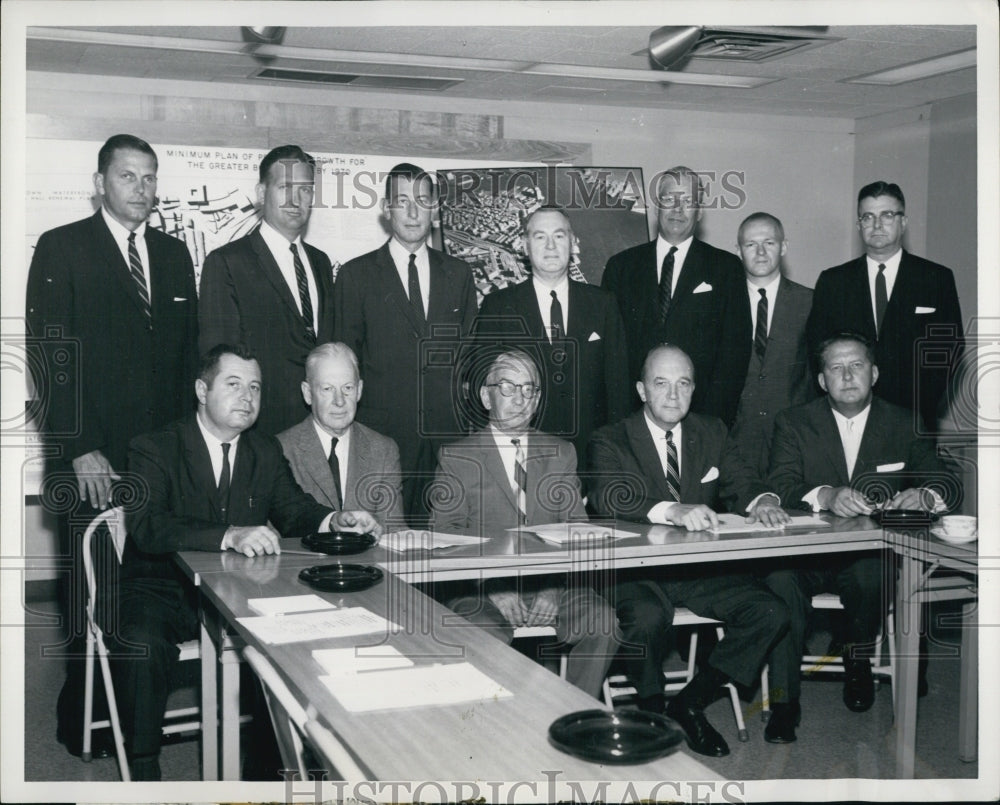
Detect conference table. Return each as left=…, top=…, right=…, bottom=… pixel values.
left=177, top=515, right=977, bottom=781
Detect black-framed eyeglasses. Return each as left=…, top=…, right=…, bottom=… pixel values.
left=858, top=211, right=904, bottom=227
left=485, top=381, right=540, bottom=399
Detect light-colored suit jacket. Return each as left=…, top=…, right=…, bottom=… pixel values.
left=277, top=417, right=405, bottom=527
left=430, top=428, right=586, bottom=534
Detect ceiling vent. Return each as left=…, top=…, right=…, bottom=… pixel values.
left=254, top=67, right=463, bottom=91
left=639, top=28, right=836, bottom=64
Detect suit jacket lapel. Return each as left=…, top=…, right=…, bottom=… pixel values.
left=479, top=430, right=517, bottom=508
left=249, top=228, right=304, bottom=320
left=680, top=420, right=702, bottom=502
left=182, top=417, right=223, bottom=519
left=565, top=280, right=590, bottom=337
left=344, top=423, right=370, bottom=511
left=227, top=433, right=258, bottom=523
left=625, top=413, right=671, bottom=500
left=815, top=402, right=851, bottom=486
left=92, top=212, right=149, bottom=318
left=305, top=242, right=330, bottom=319
left=672, top=239, right=705, bottom=301
left=853, top=400, right=888, bottom=482
left=377, top=242, right=426, bottom=337
left=880, top=251, right=911, bottom=334
left=298, top=422, right=339, bottom=510
left=516, top=279, right=547, bottom=338
left=851, top=257, right=878, bottom=335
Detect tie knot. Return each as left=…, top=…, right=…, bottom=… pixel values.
left=550, top=289, right=558, bottom=300
left=329, top=436, right=339, bottom=454
left=668, top=246, right=677, bottom=256
left=290, top=243, right=298, bottom=255
left=511, top=438, right=521, bottom=447
left=128, top=232, right=136, bottom=244
left=877, top=263, right=886, bottom=273
left=758, top=288, right=767, bottom=299
left=665, top=430, right=674, bottom=445
left=408, top=253, right=417, bottom=268
left=221, top=442, right=230, bottom=457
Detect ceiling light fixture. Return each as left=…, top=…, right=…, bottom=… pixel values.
left=843, top=48, right=975, bottom=85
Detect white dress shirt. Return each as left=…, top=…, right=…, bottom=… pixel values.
left=311, top=420, right=352, bottom=504
left=196, top=414, right=243, bottom=549
left=532, top=276, right=570, bottom=341
left=490, top=426, right=528, bottom=497
left=802, top=403, right=872, bottom=511
left=388, top=238, right=430, bottom=316
left=656, top=234, right=694, bottom=295
left=642, top=413, right=684, bottom=525
left=259, top=220, right=318, bottom=332
left=866, top=249, right=902, bottom=328
left=747, top=273, right=781, bottom=336
left=101, top=207, right=150, bottom=292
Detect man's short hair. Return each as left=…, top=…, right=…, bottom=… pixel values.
left=97, top=134, right=158, bottom=175
left=737, top=211, right=785, bottom=242
left=654, top=165, right=704, bottom=205
left=857, top=181, right=905, bottom=212
left=640, top=343, right=694, bottom=384
left=384, top=162, right=436, bottom=200
left=305, top=341, right=360, bottom=382
left=523, top=204, right=572, bottom=234
left=815, top=331, right=876, bottom=369
left=259, top=144, right=316, bottom=184
left=485, top=348, right=540, bottom=387
left=198, top=343, right=259, bottom=386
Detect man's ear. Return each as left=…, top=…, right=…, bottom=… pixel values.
left=871, top=364, right=879, bottom=386
left=255, top=182, right=266, bottom=208
left=355, top=378, right=363, bottom=403
left=301, top=380, right=312, bottom=406
left=93, top=172, right=105, bottom=198
left=817, top=373, right=828, bottom=394
left=479, top=385, right=492, bottom=410
left=195, top=378, right=208, bottom=405
left=636, top=380, right=647, bottom=403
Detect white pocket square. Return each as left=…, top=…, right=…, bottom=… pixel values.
left=173, top=296, right=188, bottom=302
left=693, top=282, right=713, bottom=294
left=877, top=462, right=905, bottom=472
left=588, top=332, right=601, bottom=342
left=915, top=306, right=935, bottom=314
left=700, top=466, right=719, bottom=483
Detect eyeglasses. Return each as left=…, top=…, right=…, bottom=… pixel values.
left=858, top=211, right=904, bottom=228
left=486, top=381, right=540, bottom=399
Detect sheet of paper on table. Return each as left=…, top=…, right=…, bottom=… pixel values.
left=320, top=662, right=512, bottom=711
left=519, top=522, right=642, bottom=545
left=380, top=529, right=488, bottom=552
left=313, top=646, right=414, bottom=676
left=248, top=594, right=337, bottom=616
left=237, top=606, right=399, bottom=645
left=709, top=512, right=832, bottom=534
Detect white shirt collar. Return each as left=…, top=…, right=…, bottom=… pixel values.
left=388, top=237, right=429, bottom=268
left=828, top=401, right=872, bottom=431
left=101, top=206, right=146, bottom=242
left=656, top=235, right=694, bottom=289
left=311, top=419, right=351, bottom=457
left=643, top=411, right=682, bottom=475
left=746, top=272, right=781, bottom=297
left=259, top=219, right=304, bottom=253
left=195, top=411, right=241, bottom=483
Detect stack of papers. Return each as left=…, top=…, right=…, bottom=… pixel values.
left=313, top=646, right=414, bottom=676
left=237, top=607, right=399, bottom=645
left=248, top=594, right=336, bottom=616
left=320, top=662, right=512, bottom=712
left=521, top=522, right=641, bottom=545
left=709, top=513, right=832, bottom=534
left=380, top=530, right=487, bottom=553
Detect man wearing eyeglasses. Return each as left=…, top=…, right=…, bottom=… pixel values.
left=806, top=181, right=964, bottom=432
left=430, top=350, right=619, bottom=699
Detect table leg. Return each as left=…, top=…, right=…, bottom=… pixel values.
left=220, top=645, right=242, bottom=780
left=958, top=600, right=978, bottom=762
left=894, top=554, right=921, bottom=778
left=200, top=619, right=218, bottom=781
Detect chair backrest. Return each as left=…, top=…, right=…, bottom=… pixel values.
left=81, top=507, right=126, bottom=618
left=243, top=645, right=367, bottom=781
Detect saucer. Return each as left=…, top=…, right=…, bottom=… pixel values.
left=548, top=709, right=685, bottom=764
left=930, top=526, right=978, bottom=545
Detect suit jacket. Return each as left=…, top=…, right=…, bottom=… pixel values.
left=474, top=278, right=630, bottom=461
left=766, top=396, right=951, bottom=510
left=332, top=241, right=478, bottom=473
left=277, top=417, right=405, bottom=526
left=26, top=210, right=199, bottom=471
left=198, top=227, right=336, bottom=436
left=806, top=251, right=964, bottom=431
left=721, top=277, right=815, bottom=512
left=602, top=238, right=749, bottom=426
left=588, top=410, right=727, bottom=522
left=122, top=415, right=332, bottom=584
left=430, top=428, right=586, bottom=534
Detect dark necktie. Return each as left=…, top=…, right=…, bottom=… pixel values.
left=327, top=437, right=343, bottom=510
left=549, top=289, right=564, bottom=341
left=658, top=246, right=677, bottom=324
left=127, top=232, right=151, bottom=319
left=289, top=243, right=316, bottom=341
left=511, top=438, right=527, bottom=525
left=874, top=263, right=888, bottom=338
left=664, top=431, right=680, bottom=503
left=407, top=253, right=426, bottom=325
left=218, top=442, right=231, bottom=520
left=754, top=288, right=769, bottom=360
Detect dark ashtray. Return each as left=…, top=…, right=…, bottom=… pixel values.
left=548, top=709, right=685, bottom=765
left=298, top=563, right=383, bottom=592
left=870, top=508, right=939, bottom=527
left=301, top=531, right=378, bottom=555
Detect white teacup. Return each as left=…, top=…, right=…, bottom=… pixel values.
left=940, top=515, right=977, bottom=537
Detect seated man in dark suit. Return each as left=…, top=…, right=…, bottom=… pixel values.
left=278, top=342, right=405, bottom=528
left=115, top=344, right=381, bottom=779
left=589, top=344, right=789, bottom=757
left=430, top=350, right=618, bottom=699
left=756, top=332, right=950, bottom=741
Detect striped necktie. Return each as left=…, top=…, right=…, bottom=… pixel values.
left=127, top=232, right=151, bottom=319
left=511, top=437, right=527, bottom=525
left=658, top=246, right=677, bottom=323
left=327, top=437, right=343, bottom=510
left=289, top=243, right=316, bottom=340
left=874, top=263, right=888, bottom=337
left=754, top=287, right=769, bottom=360
left=218, top=442, right=231, bottom=520
left=664, top=430, right=680, bottom=502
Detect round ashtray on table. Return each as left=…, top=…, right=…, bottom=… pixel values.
left=301, top=531, right=378, bottom=555
left=548, top=709, right=685, bottom=764
left=298, top=563, right=383, bottom=592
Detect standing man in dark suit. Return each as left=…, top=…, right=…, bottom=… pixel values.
left=602, top=166, right=748, bottom=425
left=757, top=332, right=950, bottom=742
left=199, top=145, right=336, bottom=435
left=333, top=163, right=478, bottom=523
left=721, top=212, right=815, bottom=513
left=116, top=344, right=381, bottom=779
left=589, top=345, right=789, bottom=757
left=26, top=133, right=199, bottom=758
left=474, top=206, right=629, bottom=463
left=431, top=350, right=618, bottom=699
left=277, top=342, right=405, bottom=527
left=807, top=181, right=964, bottom=432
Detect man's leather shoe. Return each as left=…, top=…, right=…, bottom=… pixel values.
left=764, top=700, right=801, bottom=744
left=843, top=660, right=875, bottom=712
left=57, top=726, right=115, bottom=760
left=665, top=699, right=730, bottom=757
